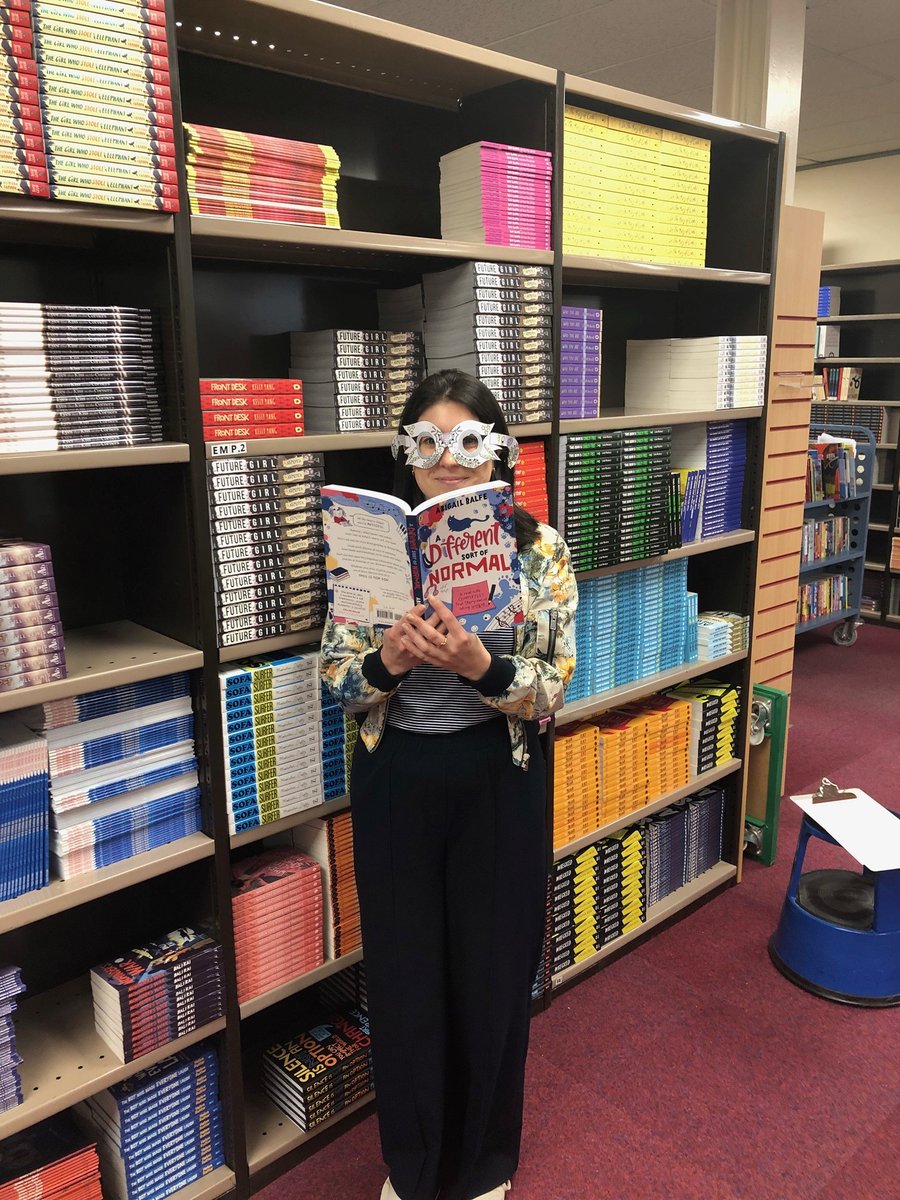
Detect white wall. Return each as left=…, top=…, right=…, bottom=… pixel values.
left=793, top=155, right=900, bottom=264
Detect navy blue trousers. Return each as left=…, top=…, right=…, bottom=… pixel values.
left=351, top=718, right=548, bottom=1200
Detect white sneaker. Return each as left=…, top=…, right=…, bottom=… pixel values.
left=381, top=1180, right=402, bottom=1200
left=471, top=1183, right=511, bottom=1200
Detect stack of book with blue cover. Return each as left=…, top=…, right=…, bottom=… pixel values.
left=559, top=429, right=673, bottom=571
left=643, top=785, right=726, bottom=906
left=320, top=682, right=351, bottom=802
left=0, top=715, right=48, bottom=899
left=262, top=1005, right=372, bottom=1132
left=75, top=1042, right=223, bottom=1200
left=625, top=336, right=767, bottom=411
left=559, top=305, right=602, bottom=418
left=667, top=680, right=740, bottom=775
left=0, top=1112, right=102, bottom=1200
left=0, top=540, right=65, bottom=691
left=0, top=963, right=25, bottom=1112
left=671, top=421, right=748, bottom=540
left=207, top=450, right=326, bottom=648
left=422, top=261, right=554, bottom=424
left=219, top=649, right=324, bottom=836
left=818, top=286, right=840, bottom=317
left=438, top=141, right=552, bottom=251
left=231, top=846, right=324, bottom=1005
left=292, top=809, right=360, bottom=959
left=90, top=927, right=225, bottom=1064
left=696, top=611, right=749, bottom=661
left=21, top=673, right=201, bottom=880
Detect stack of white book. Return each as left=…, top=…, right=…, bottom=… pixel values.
left=625, top=335, right=768, bottom=411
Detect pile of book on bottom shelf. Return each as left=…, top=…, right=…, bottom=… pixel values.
left=0, top=1112, right=102, bottom=1200
left=263, top=1004, right=373, bottom=1133
left=0, top=964, right=25, bottom=1113
left=75, top=1042, right=224, bottom=1200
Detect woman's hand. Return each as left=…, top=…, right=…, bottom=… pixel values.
left=394, top=596, right=492, bottom=681
left=380, top=604, right=436, bottom=675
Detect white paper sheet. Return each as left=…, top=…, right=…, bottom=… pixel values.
left=791, top=789, right=900, bottom=872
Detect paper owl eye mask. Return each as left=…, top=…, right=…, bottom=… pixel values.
left=391, top=421, right=520, bottom=469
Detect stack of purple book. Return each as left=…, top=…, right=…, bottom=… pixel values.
left=439, top=141, right=552, bottom=251
left=560, top=306, right=602, bottom=419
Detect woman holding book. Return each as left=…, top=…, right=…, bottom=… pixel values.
left=320, top=370, right=577, bottom=1200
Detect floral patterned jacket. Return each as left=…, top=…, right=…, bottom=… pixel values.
left=319, top=523, right=578, bottom=769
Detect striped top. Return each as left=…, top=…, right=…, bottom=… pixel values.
left=387, top=628, right=516, bottom=734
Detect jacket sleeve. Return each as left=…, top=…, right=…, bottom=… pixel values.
left=469, top=526, right=578, bottom=721
left=319, top=618, right=405, bottom=714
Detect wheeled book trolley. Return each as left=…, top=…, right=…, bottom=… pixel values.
left=796, top=424, right=875, bottom=646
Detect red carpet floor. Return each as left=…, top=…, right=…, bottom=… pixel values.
left=258, top=623, right=900, bottom=1199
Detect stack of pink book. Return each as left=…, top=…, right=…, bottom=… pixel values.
left=439, top=140, right=552, bottom=250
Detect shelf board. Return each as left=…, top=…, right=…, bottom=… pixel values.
left=190, top=216, right=555, bottom=269
left=173, top=1167, right=236, bottom=1200
left=561, top=255, right=770, bottom=288
left=0, top=622, right=203, bottom=715
left=2, top=975, right=225, bottom=1140
left=557, top=651, right=747, bottom=727
left=204, top=423, right=550, bottom=459
left=575, top=531, right=755, bottom=581
left=873, top=483, right=895, bottom=491
left=886, top=613, right=900, bottom=626
left=814, top=357, right=900, bottom=365
left=0, top=833, right=215, bottom=935
left=796, top=607, right=857, bottom=635
left=813, top=399, right=900, bottom=407
left=870, top=523, right=890, bottom=532
left=551, top=861, right=737, bottom=988
left=553, top=759, right=742, bottom=861
left=230, top=793, right=351, bottom=849
left=219, top=626, right=323, bottom=664
left=817, top=313, right=900, bottom=323
left=240, top=947, right=363, bottom=1019
left=805, top=495, right=869, bottom=512
left=821, top=259, right=900, bottom=272
left=0, top=195, right=174, bottom=235
left=246, top=1086, right=374, bottom=1174
left=561, top=409, right=761, bottom=434
left=0, top=444, right=190, bottom=476
left=798, top=550, right=864, bottom=574
left=864, top=560, right=886, bottom=570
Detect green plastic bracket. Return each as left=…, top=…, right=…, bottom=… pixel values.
left=744, top=683, right=789, bottom=866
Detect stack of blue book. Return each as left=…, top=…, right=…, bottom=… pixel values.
left=0, top=963, right=25, bottom=1112
left=0, top=717, right=49, bottom=900
left=642, top=784, right=727, bottom=906
left=702, top=421, right=747, bottom=537
left=21, top=675, right=200, bottom=880
left=818, top=285, right=840, bottom=317
left=320, top=682, right=348, bottom=801
left=75, top=1042, right=224, bottom=1200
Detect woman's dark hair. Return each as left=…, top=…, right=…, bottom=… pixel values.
left=391, top=369, right=540, bottom=553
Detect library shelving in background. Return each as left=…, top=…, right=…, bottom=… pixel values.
left=816, top=260, right=900, bottom=626
left=0, top=0, right=784, bottom=1194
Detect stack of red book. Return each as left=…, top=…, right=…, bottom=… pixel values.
left=0, top=1112, right=102, bottom=1200
left=514, top=438, right=550, bottom=524
left=0, top=1, right=48, bottom=199
left=200, top=378, right=304, bottom=442
left=184, top=123, right=340, bottom=226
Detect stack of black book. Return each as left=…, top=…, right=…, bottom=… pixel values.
left=206, top=451, right=327, bottom=648
left=90, top=927, right=225, bottom=1063
left=422, top=262, right=553, bottom=424
left=262, top=1005, right=373, bottom=1132
left=0, top=963, right=26, bottom=1112
left=289, top=328, right=424, bottom=433
left=75, top=1042, right=223, bottom=1200
left=0, top=302, right=165, bottom=451
left=558, top=429, right=673, bottom=571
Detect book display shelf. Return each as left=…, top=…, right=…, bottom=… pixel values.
left=0, top=0, right=783, bottom=1194
left=816, top=262, right=900, bottom=626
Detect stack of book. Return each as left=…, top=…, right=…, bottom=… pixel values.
left=624, top=336, right=767, bottom=412
left=815, top=324, right=840, bottom=358
left=262, top=1005, right=372, bottom=1132
left=200, top=378, right=304, bottom=443
left=806, top=434, right=858, bottom=502
left=798, top=574, right=851, bottom=625
left=293, top=809, right=361, bottom=959
left=31, top=0, right=178, bottom=212
left=801, top=515, right=851, bottom=564
left=696, top=611, right=749, bottom=660
left=891, top=536, right=900, bottom=573
left=551, top=827, right=645, bottom=975
left=438, top=141, right=552, bottom=250
left=231, top=846, right=324, bottom=1004
left=568, top=560, right=697, bottom=703
left=0, top=1113, right=102, bottom=1200
left=0, top=1, right=49, bottom=200
left=318, top=960, right=368, bottom=1016
left=563, top=105, right=710, bottom=267
left=559, top=305, right=602, bottom=419
left=667, top=680, right=740, bottom=775
left=377, top=283, right=425, bottom=334
left=21, top=673, right=201, bottom=880
left=76, top=1043, right=224, bottom=1200
left=206, top=451, right=326, bottom=648
left=219, top=649, right=324, bottom=836
left=422, top=261, right=554, bottom=424
left=1, top=539, right=65, bottom=693
left=90, top=927, right=225, bottom=1063
left=810, top=402, right=884, bottom=440
left=818, top=286, right=841, bottom=317
left=0, top=963, right=25, bottom=1112
left=819, top=364, right=862, bottom=402
left=513, top=439, right=549, bottom=524
left=642, top=785, right=727, bottom=905
left=671, top=421, right=748, bottom=540
left=184, top=122, right=340, bottom=225
left=0, top=715, right=48, bottom=899
left=0, top=302, right=166, bottom=452
left=558, top=429, right=673, bottom=570
left=289, top=328, right=423, bottom=433
left=320, top=682, right=352, bottom=802
left=552, top=723, right=601, bottom=850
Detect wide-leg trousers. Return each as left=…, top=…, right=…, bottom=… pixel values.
left=351, top=718, right=548, bottom=1200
